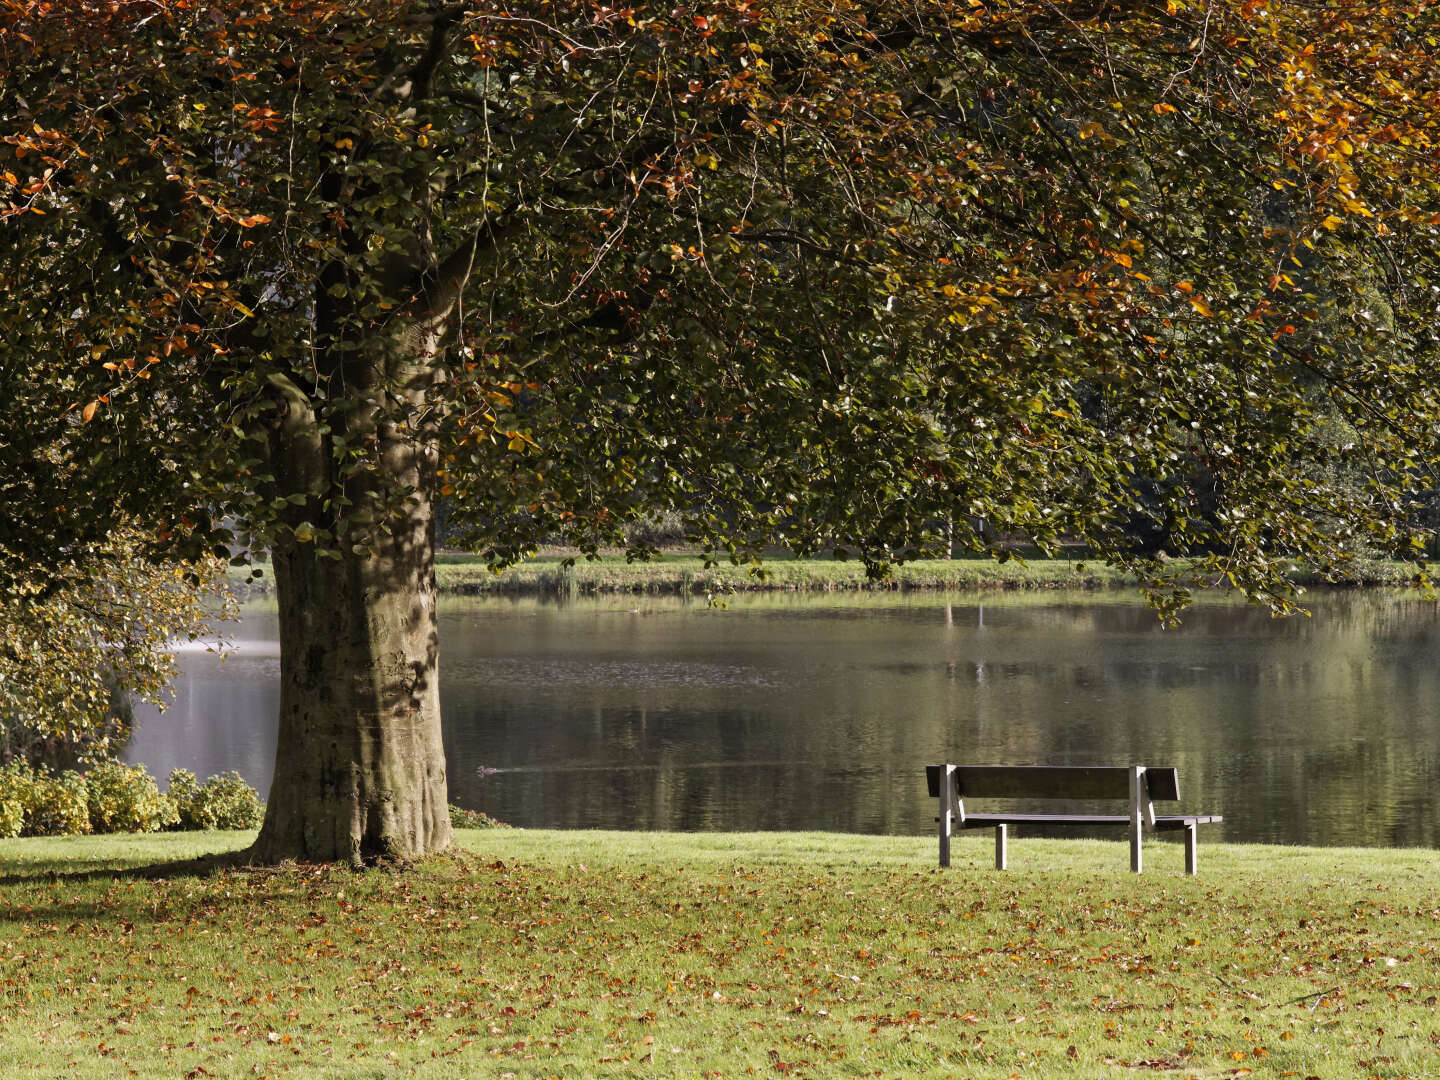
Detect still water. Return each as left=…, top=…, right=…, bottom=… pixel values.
left=128, top=591, right=1440, bottom=848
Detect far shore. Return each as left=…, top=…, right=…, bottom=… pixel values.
left=226, top=551, right=1423, bottom=599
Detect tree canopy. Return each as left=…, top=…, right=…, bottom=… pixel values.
left=4, top=0, right=1439, bottom=861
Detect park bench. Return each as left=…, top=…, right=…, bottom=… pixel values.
left=925, top=764, right=1222, bottom=875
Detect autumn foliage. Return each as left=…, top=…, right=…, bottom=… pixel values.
left=4, top=0, right=1439, bottom=859
left=3, top=0, right=1436, bottom=576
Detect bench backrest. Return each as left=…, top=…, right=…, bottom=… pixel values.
left=926, top=764, right=1180, bottom=802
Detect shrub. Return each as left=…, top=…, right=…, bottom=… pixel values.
left=0, top=762, right=32, bottom=838
left=448, top=804, right=509, bottom=830
left=166, top=767, right=200, bottom=810
left=27, top=769, right=91, bottom=836
left=0, top=796, right=20, bottom=839
left=169, top=769, right=264, bottom=830
left=0, top=761, right=263, bottom=835
left=85, top=761, right=178, bottom=833
left=0, top=764, right=23, bottom=838
left=0, top=761, right=90, bottom=836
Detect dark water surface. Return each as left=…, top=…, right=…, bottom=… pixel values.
left=128, top=591, right=1440, bottom=847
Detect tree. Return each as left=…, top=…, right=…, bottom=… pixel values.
left=0, top=532, right=232, bottom=770
left=3, top=0, right=1437, bottom=863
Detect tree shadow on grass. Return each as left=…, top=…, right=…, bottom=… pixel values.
left=0, top=844, right=477, bottom=892
left=0, top=847, right=255, bottom=889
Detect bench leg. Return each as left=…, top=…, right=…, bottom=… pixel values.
left=1129, top=766, right=1144, bottom=874
left=1184, top=823, right=1197, bottom=876
left=938, top=765, right=954, bottom=868
left=994, top=824, right=1008, bottom=870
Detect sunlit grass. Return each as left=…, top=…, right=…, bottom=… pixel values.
left=2, top=829, right=1436, bottom=1078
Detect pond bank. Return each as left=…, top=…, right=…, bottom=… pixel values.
left=226, top=552, right=1420, bottom=599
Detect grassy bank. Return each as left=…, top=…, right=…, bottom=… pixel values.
left=2, top=830, right=1436, bottom=1078
left=227, top=552, right=1421, bottom=599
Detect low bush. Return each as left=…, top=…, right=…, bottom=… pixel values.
left=29, top=768, right=91, bottom=836
left=85, top=760, right=179, bottom=833
left=448, top=804, right=509, bottom=830
left=0, top=780, right=22, bottom=838
left=168, top=769, right=265, bottom=830
left=0, top=761, right=90, bottom=837
left=0, top=761, right=263, bottom=836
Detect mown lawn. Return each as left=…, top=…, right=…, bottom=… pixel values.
left=1, top=829, right=1436, bottom=1078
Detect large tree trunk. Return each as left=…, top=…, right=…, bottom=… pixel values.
left=246, top=338, right=454, bottom=865
left=240, top=165, right=481, bottom=861
left=248, top=524, right=452, bottom=865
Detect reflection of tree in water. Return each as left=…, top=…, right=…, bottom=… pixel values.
left=959, top=592, right=1440, bottom=846
left=144, top=593, right=1440, bottom=847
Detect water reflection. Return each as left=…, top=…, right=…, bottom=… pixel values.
left=128, top=591, right=1440, bottom=848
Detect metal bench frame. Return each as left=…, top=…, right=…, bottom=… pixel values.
left=926, top=764, right=1222, bottom=875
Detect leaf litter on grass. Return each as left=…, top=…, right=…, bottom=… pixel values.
left=0, top=833, right=1436, bottom=1078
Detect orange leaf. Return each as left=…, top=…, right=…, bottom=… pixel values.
left=81, top=400, right=98, bottom=422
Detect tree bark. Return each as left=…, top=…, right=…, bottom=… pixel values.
left=246, top=342, right=453, bottom=865
left=248, top=521, right=452, bottom=865
left=239, top=162, right=480, bottom=862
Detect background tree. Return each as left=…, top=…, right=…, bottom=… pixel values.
left=0, top=533, right=232, bottom=770
left=3, top=0, right=1437, bottom=863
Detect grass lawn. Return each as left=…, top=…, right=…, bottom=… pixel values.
left=1, top=829, right=1437, bottom=1078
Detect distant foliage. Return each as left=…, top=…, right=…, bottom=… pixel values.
left=448, top=805, right=509, bottom=830
left=168, top=769, right=265, bottom=831
left=0, top=761, right=264, bottom=837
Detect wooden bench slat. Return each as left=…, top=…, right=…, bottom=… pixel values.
left=956, top=812, right=1221, bottom=829
left=958, top=813, right=1129, bottom=827
left=925, top=764, right=1180, bottom=801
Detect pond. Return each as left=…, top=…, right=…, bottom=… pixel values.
left=127, top=590, right=1440, bottom=848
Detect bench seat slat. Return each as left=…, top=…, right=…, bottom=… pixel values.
left=956, top=812, right=1222, bottom=829
left=925, top=764, right=1181, bottom=801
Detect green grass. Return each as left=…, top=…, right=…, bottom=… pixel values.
left=2, top=830, right=1437, bottom=1078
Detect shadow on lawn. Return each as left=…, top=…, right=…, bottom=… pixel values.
left=0, top=845, right=476, bottom=892
left=0, top=848, right=254, bottom=888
